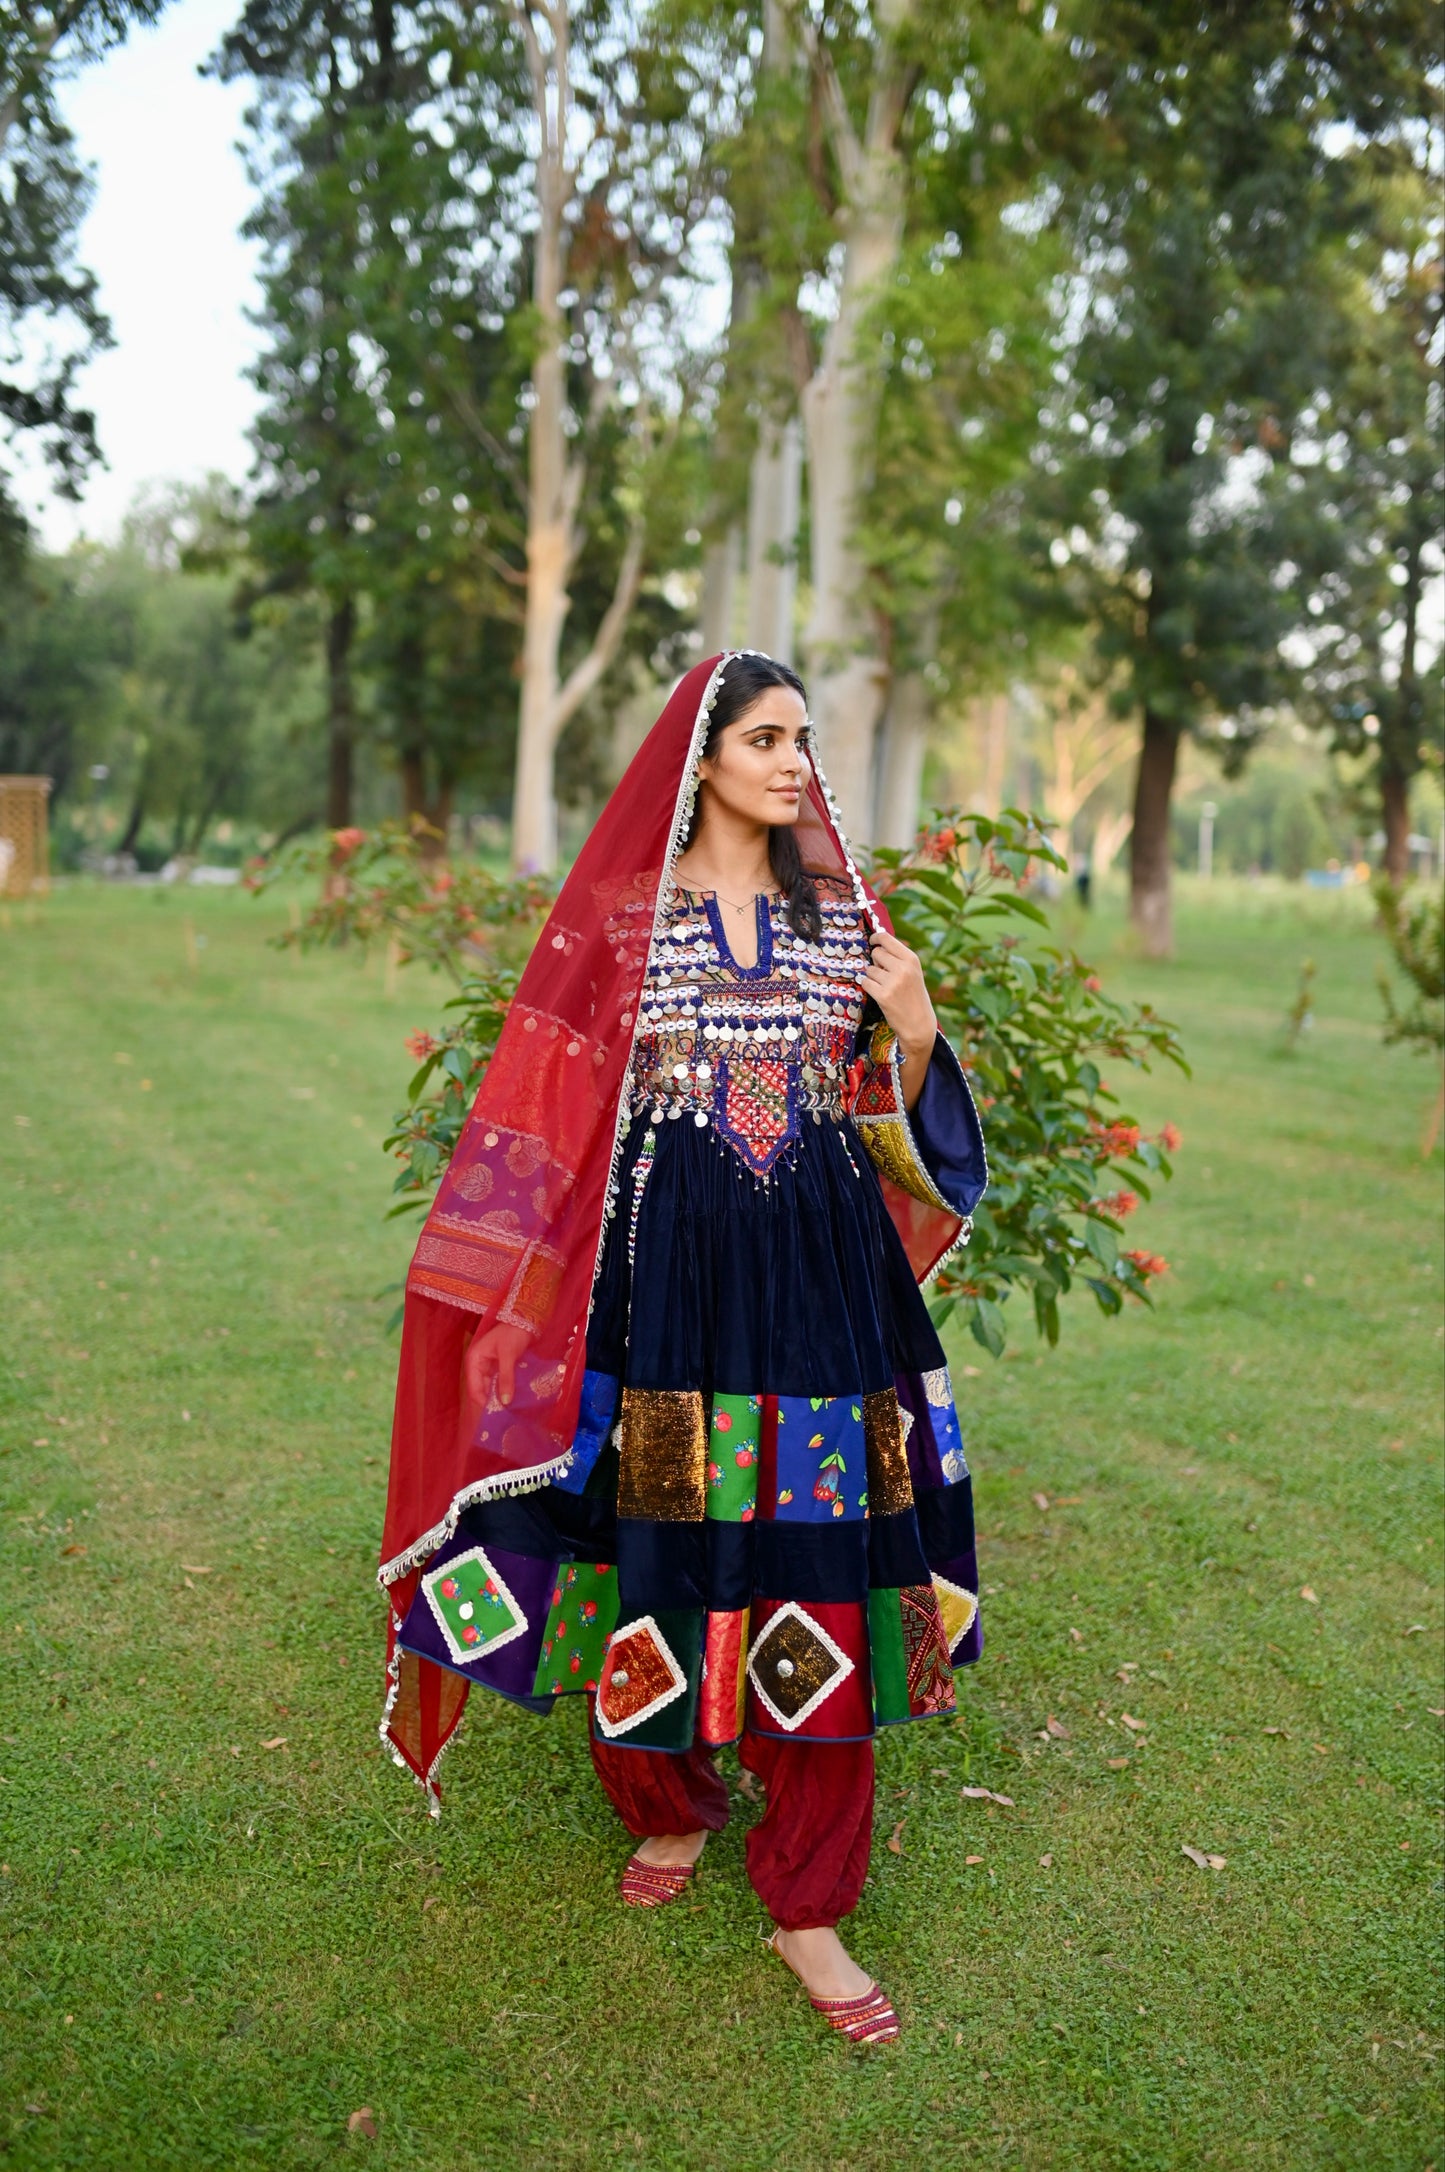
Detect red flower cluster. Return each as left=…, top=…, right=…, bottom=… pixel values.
left=1123, top=1249, right=1169, bottom=1280
left=1094, top=1189, right=1140, bottom=1220
left=405, top=1030, right=440, bottom=1062
left=331, top=826, right=366, bottom=858
left=1089, top=1119, right=1141, bottom=1160
left=1157, top=1123, right=1182, bottom=1152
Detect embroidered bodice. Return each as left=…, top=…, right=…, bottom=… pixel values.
left=629, top=879, right=871, bottom=1177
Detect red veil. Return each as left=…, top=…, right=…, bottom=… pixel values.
left=379, top=652, right=964, bottom=1803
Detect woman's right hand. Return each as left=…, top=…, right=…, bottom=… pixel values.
left=464, top=1322, right=532, bottom=1408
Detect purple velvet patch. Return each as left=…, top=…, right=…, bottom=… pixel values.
left=398, top=1537, right=559, bottom=1705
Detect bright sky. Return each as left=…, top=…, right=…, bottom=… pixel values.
left=19, top=0, right=263, bottom=549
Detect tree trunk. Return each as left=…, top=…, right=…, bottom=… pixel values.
left=1091, top=808, right=1133, bottom=880
left=508, top=5, right=646, bottom=872
left=798, top=10, right=916, bottom=842
left=800, top=192, right=900, bottom=839
left=400, top=750, right=453, bottom=861
left=1381, top=764, right=1411, bottom=883
left=746, top=415, right=801, bottom=663
left=1129, top=706, right=1179, bottom=957
left=1380, top=517, right=1423, bottom=884
left=325, top=595, right=356, bottom=828
left=701, top=527, right=740, bottom=653
left=118, top=769, right=150, bottom=857
left=875, top=666, right=930, bottom=850
left=978, top=691, right=1009, bottom=816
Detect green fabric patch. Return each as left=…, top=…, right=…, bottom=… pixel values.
left=531, top=1561, right=620, bottom=1697
left=868, top=1586, right=911, bottom=1725
left=705, top=1392, right=761, bottom=1522
left=423, top=1548, right=524, bottom=1664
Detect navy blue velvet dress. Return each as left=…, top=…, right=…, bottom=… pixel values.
left=397, top=877, right=987, bottom=1751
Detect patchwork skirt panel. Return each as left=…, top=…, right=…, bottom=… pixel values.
left=396, top=1111, right=982, bottom=1747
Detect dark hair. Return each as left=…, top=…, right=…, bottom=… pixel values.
left=691, top=651, right=823, bottom=941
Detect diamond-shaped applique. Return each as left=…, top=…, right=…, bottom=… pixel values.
left=593, top=1615, right=689, bottom=1739
left=421, top=1545, right=528, bottom=1667
left=747, top=1601, right=855, bottom=1733
left=933, top=1573, right=979, bottom=1658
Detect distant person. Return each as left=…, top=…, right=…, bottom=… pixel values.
left=1075, top=855, right=1093, bottom=909
left=379, top=653, right=988, bottom=2045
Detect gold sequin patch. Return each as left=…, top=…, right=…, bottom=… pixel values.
left=618, top=1388, right=707, bottom=1521
left=864, top=1388, right=914, bottom=1517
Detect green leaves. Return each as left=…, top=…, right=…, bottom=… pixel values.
left=1083, top=1216, right=1120, bottom=1274
left=969, top=1296, right=1009, bottom=1360
left=883, top=809, right=1186, bottom=1359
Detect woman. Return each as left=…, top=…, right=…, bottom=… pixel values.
left=379, top=652, right=986, bottom=2045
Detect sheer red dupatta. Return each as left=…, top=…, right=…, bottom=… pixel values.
left=379, top=652, right=965, bottom=1805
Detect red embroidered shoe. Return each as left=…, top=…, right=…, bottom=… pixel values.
left=620, top=1854, right=697, bottom=1909
left=765, top=1929, right=901, bottom=2044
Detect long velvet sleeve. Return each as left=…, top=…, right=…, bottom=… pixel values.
left=907, top=1032, right=988, bottom=1218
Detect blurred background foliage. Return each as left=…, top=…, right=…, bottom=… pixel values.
left=0, top=0, right=1439, bottom=932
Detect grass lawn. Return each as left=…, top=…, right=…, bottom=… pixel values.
left=1, top=875, right=1441, bottom=2172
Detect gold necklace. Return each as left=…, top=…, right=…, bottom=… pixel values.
left=681, top=874, right=775, bottom=915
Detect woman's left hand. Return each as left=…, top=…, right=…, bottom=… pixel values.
left=860, top=926, right=937, bottom=1106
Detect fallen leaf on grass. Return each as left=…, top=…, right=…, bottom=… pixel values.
left=1120, top=1713, right=1146, bottom=1733
left=1299, top=1586, right=1319, bottom=1605
left=1069, top=1628, right=1085, bottom=1645
left=422, top=1896, right=439, bottom=1911
left=886, top=1821, right=905, bottom=1855
left=965, top=1855, right=984, bottom=1866
left=1107, top=1757, right=1130, bottom=1770
left=960, top=1786, right=1014, bottom=1807
left=1181, top=1845, right=1226, bottom=1871
left=1032, top=1493, right=1050, bottom=1511
left=1403, top=1624, right=1426, bottom=1636
left=1038, top=1853, right=1053, bottom=1869
left=1428, top=1708, right=1444, bottom=1719
left=1045, top=1714, right=1069, bottom=1739
left=347, top=2108, right=377, bottom=2137
left=261, top=1737, right=288, bottom=1751
left=60, top=1544, right=85, bottom=1558
left=181, top=1564, right=212, bottom=1575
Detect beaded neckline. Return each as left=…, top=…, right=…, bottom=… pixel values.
left=703, top=890, right=775, bottom=980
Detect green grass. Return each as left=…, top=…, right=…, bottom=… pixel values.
left=1, top=876, right=1441, bottom=2172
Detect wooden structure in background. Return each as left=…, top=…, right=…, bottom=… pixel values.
left=0, top=775, right=52, bottom=896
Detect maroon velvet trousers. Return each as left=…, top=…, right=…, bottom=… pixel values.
left=589, top=1724, right=874, bottom=1931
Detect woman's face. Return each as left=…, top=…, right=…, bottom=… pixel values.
left=696, top=686, right=810, bottom=830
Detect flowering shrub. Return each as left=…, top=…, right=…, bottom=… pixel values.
left=254, top=808, right=1186, bottom=1356
left=874, top=810, right=1187, bottom=1356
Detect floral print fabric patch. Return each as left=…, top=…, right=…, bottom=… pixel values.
left=773, top=1395, right=868, bottom=1522
left=706, top=1392, right=762, bottom=1520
